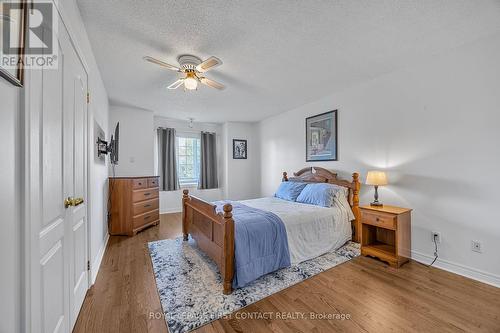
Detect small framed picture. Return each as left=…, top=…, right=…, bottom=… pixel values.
left=306, top=110, right=338, bottom=161
left=233, top=139, right=247, bottom=159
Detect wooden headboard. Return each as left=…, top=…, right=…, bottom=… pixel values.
left=282, top=167, right=361, bottom=243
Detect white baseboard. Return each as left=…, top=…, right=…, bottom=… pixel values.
left=91, top=233, right=109, bottom=284
left=411, top=250, right=500, bottom=288
left=160, top=207, right=181, bottom=214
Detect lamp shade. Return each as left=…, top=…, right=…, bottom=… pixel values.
left=365, top=171, right=388, bottom=186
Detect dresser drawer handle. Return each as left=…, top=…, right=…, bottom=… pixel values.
left=144, top=192, right=151, bottom=196
left=138, top=182, right=142, bottom=185
left=376, top=218, right=380, bottom=222
left=144, top=204, right=151, bottom=208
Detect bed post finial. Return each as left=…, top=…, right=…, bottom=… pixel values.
left=223, top=203, right=233, bottom=218
left=223, top=203, right=235, bottom=295
left=182, top=189, right=189, bottom=241
left=351, top=173, right=361, bottom=243
left=282, top=171, right=288, bottom=182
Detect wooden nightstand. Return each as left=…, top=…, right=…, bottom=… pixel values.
left=360, top=205, right=412, bottom=267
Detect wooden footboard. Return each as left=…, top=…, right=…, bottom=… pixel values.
left=182, top=190, right=235, bottom=294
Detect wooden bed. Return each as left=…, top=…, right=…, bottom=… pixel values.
left=182, top=167, right=361, bottom=294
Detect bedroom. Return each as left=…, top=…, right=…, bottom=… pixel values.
left=1, top=0, right=499, bottom=332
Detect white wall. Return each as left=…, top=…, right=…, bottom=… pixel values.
left=258, top=33, right=500, bottom=286
left=223, top=122, right=260, bottom=200
left=109, top=105, right=155, bottom=177
left=155, top=117, right=224, bottom=213
left=88, top=108, right=109, bottom=283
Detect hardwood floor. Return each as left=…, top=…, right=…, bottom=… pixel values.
left=74, top=213, right=500, bottom=333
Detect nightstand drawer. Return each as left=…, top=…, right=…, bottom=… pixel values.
left=362, top=212, right=396, bottom=230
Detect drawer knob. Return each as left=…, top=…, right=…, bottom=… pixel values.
left=376, top=217, right=380, bottom=222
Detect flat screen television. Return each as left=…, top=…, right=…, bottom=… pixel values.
left=110, top=122, right=119, bottom=164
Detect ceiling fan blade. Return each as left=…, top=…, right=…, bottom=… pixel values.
left=144, top=56, right=181, bottom=72
left=196, top=56, right=222, bottom=73
left=200, top=77, right=225, bottom=90
left=167, top=79, right=184, bottom=90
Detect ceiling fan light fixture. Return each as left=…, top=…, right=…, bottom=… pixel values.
left=183, top=75, right=198, bottom=90
left=144, top=54, right=225, bottom=91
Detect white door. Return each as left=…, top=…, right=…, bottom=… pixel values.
left=65, top=27, right=89, bottom=329
left=27, top=8, right=89, bottom=333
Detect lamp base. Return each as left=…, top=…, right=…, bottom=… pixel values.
left=371, top=186, right=383, bottom=207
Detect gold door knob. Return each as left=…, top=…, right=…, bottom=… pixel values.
left=64, top=197, right=85, bottom=208
left=64, top=197, right=73, bottom=208
left=73, top=197, right=84, bottom=206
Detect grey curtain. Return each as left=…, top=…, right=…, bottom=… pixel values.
left=199, top=132, right=218, bottom=189
left=157, top=128, right=179, bottom=191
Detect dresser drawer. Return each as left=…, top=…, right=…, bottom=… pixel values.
left=148, top=178, right=159, bottom=188
left=133, top=198, right=159, bottom=216
left=132, top=178, right=148, bottom=190
left=132, top=188, right=159, bottom=202
left=133, top=209, right=159, bottom=228
left=362, top=211, right=396, bottom=230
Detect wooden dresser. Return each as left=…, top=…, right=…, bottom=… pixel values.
left=109, top=176, right=160, bottom=236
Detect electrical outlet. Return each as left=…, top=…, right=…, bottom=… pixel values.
left=431, top=231, right=441, bottom=243
left=471, top=240, right=482, bottom=253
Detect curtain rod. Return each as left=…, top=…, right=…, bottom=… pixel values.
left=156, top=126, right=217, bottom=135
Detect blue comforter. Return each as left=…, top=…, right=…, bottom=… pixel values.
left=215, top=201, right=291, bottom=288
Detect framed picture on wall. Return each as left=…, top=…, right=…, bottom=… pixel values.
left=233, top=139, right=247, bottom=159
left=306, top=110, right=338, bottom=161
left=0, top=0, right=28, bottom=87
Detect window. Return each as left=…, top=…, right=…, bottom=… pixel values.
left=176, top=135, right=201, bottom=186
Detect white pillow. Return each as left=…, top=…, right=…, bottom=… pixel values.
left=333, top=187, right=355, bottom=221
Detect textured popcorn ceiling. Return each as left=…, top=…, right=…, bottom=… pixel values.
left=77, top=0, right=500, bottom=122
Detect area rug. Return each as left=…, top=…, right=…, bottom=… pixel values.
left=148, top=238, right=360, bottom=333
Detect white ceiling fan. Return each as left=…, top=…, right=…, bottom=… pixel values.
left=144, top=54, right=225, bottom=91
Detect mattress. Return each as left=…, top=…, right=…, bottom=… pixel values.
left=239, top=197, right=353, bottom=264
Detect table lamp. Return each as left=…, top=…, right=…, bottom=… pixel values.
left=365, top=171, right=388, bottom=206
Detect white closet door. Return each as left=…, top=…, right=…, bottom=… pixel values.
left=28, top=8, right=89, bottom=333
left=64, top=27, right=89, bottom=329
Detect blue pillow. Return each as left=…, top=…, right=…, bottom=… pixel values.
left=274, top=181, right=308, bottom=201
left=296, top=183, right=339, bottom=207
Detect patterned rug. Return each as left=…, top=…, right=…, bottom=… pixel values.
left=148, top=238, right=360, bottom=333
